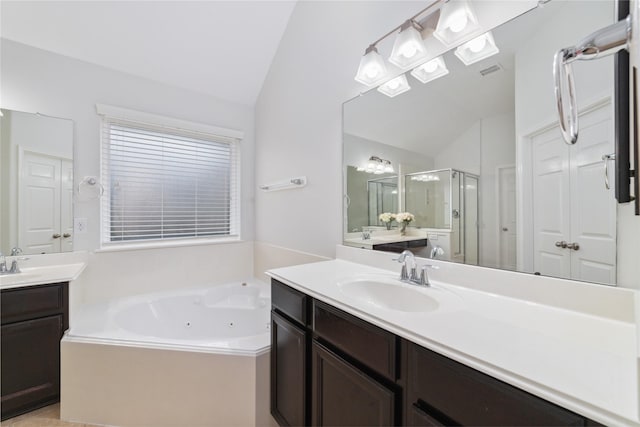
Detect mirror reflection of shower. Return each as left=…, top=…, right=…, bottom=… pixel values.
left=405, top=168, right=479, bottom=265
left=367, top=176, right=398, bottom=226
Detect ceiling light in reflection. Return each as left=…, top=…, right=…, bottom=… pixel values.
left=377, top=75, right=411, bottom=98
left=411, top=56, right=449, bottom=84
left=454, top=32, right=499, bottom=65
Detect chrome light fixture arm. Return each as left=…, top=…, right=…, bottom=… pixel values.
left=554, top=15, right=631, bottom=145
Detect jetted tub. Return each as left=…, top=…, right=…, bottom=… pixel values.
left=61, top=280, right=273, bottom=427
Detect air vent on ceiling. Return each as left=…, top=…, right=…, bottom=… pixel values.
left=479, top=64, right=503, bottom=76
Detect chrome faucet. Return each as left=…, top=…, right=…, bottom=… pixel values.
left=1, top=248, right=25, bottom=274
left=430, top=245, right=444, bottom=259
left=393, top=250, right=430, bottom=286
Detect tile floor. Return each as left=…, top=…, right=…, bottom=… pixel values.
left=0, top=404, right=98, bottom=427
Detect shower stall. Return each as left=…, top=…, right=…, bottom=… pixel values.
left=404, top=168, right=479, bottom=264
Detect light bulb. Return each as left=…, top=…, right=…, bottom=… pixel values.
left=400, top=43, right=418, bottom=59
left=365, top=65, right=381, bottom=79
left=468, top=36, right=487, bottom=53
left=422, top=59, right=438, bottom=73
left=449, top=10, right=468, bottom=33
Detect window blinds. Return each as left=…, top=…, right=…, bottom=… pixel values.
left=101, top=118, right=240, bottom=244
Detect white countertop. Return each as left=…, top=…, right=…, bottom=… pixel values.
left=0, top=253, right=88, bottom=289
left=267, top=255, right=640, bottom=426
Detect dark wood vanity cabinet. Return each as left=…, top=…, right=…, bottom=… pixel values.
left=404, top=341, right=590, bottom=427
left=271, top=280, right=311, bottom=427
left=1, top=282, right=69, bottom=421
left=270, top=279, right=600, bottom=427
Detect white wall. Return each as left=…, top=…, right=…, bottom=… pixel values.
left=1, top=39, right=258, bottom=303
left=255, top=1, right=428, bottom=258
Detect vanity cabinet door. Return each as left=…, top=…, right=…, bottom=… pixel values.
left=271, top=310, right=308, bottom=427
left=312, top=341, right=396, bottom=427
left=1, top=315, right=63, bottom=420
left=406, top=342, right=586, bottom=426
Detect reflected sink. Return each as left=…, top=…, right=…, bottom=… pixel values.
left=338, top=278, right=439, bottom=312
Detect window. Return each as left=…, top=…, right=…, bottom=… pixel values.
left=100, top=112, right=240, bottom=247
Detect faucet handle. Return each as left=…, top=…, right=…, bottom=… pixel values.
left=419, top=265, right=430, bottom=286
left=10, top=247, right=22, bottom=256
left=400, top=263, right=409, bottom=281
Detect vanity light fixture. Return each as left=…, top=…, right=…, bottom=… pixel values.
left=411, top=56, right=449, bottom=84
left=411, top=174, right=441, bottom=182
left=389, top=20, right=430, bottom=70
left=454, top=31, right=499, bottom=65
left=354, top=0, right=443, bottom=87
left=355, top=45, right=390, bottom=87
left=357, top=156, right=394, bottom=174
left=377, top=74, right=411, bottom=98
left=433, top=0, right=482, bottom=48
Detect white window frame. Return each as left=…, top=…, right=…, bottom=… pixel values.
left=97, top=104, right=243, bottom=251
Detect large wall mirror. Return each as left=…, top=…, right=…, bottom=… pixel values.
left=0, top=109, right=74, bottom=255
left=343, top=0, right=629, bottom=286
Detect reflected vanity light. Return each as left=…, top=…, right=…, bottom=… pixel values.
left=389, top=21, right=430, bottom=70
left=355, top=45, right=389, bottom=87
left=377, top=74, right=411, bottom=98
left=454, top=32, right=499, bottom=65
left=411, top=174, right=441, bottom=182
left=357, top=156, right=394, bottom=174
left=433, top=0, right=482, bottom=47
left=411, top=56, right=449, bottom=84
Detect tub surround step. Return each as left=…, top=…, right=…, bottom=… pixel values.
left=266, top=253, right=640, bottom=427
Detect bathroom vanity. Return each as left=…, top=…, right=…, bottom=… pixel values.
left=268, top=246, right=639, bottom=427
left=0, top=257, right=86, bottom=421
left=0, top=282, right=69, bottom=420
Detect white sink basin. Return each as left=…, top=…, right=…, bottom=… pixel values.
left=338, top=277, right=439, bottom=312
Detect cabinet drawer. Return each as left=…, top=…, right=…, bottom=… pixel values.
left=1, top=283, right=67, bottom=325
left=313, top=300, right=396, bottom=380
left=406, top=342, right=586, bottom=426
left=272, top=279, right=309, bottom=326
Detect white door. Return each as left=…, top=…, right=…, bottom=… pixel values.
left=61, top=159, right=74, bottom=252
left=530, top=100, right=616, bottom=283
left=498, top=166, right=517, bottom=270
left=532, top=128, right=572, bottom=279
left=569, top=105, right=616, bottom=284
left=19, top=151, right=72, bottom=254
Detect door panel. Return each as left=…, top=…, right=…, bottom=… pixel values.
left=569, top=104, right=616, bottom=284
left=498, top=166, right=517, bottom=270
left=532, top=130, right=571, bottom=278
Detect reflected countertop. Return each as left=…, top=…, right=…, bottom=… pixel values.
left=0, top=251, right=88, bottom=290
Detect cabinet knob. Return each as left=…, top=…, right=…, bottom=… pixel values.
left=63, top=233, right=71, bottom=238
left=554, top=241, right=567, bottom=248
left=502, top=227, right=508, bottom=231
left=52, top=233, right=61, bottom=239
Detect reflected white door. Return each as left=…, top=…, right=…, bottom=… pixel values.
left=532, top=129, right=571, bottom=279
left=61, top=159, right=74, bottom=252
left=569, top=105, right=616, bottom=284
left=19, top=152, right=72, bottom=254
left=531, top=100, right=616, bottom=283
left=498, top=166, right=517, bottom=270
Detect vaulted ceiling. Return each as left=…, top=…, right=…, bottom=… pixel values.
left=0, top=1, right=297, bottom=106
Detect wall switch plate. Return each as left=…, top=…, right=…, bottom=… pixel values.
left=75, top=218, right=88, bottom=234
